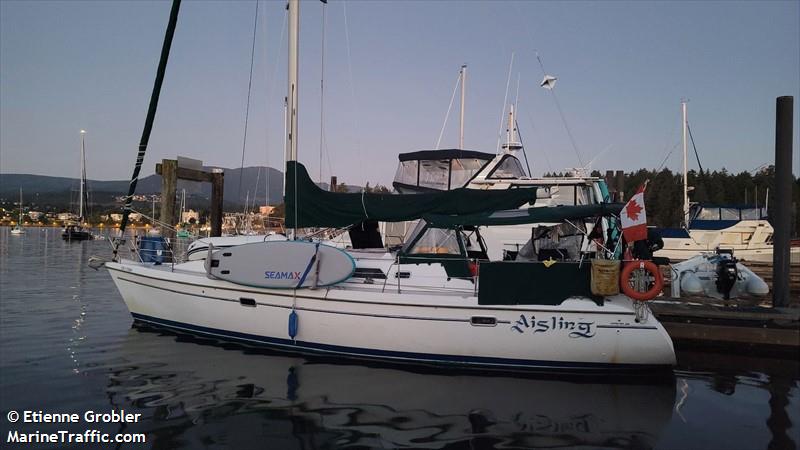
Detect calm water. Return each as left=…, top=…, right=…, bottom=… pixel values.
left=1, top=227, right=798, bottom=449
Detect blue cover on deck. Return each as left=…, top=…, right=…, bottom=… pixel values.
left=690, top=220, right=739, bottom=230
left=658, top=227, right=690, bottom=239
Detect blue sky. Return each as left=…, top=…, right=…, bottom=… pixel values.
left=1, top=0, right=798, bottom=186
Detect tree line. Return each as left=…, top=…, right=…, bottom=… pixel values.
left=563, top=166, right=799, bottom=235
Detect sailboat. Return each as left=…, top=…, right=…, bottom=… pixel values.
left=655, top=101, right=800, bottom=263
left=62, top=130, right=91, bottom=241
left=105, top=0, right=675, bottom=372
left=176, top=189, right=191, bottom=238
left=10, top=188, right=25, bottom=235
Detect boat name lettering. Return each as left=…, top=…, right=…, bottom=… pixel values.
left=264, top=271, right=303, bottom=280
left=511, top=315, right=595, bottom=338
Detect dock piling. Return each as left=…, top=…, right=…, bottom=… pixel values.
left=773, top=96, right=793, bottom=308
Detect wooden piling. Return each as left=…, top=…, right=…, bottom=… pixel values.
left=157, top=158, right=224, bottom=238
left=773, top=96, right=794, bottom=307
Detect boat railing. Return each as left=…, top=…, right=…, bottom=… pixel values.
left=111, top=234, right=182, bottom=270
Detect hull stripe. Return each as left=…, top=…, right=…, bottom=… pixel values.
left=130, top=312, right=669, bottom=372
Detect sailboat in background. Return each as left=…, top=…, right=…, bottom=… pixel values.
left=62, top=130, right=91, bottom=241
left=655, top=102, right=800, bottom=263
left=10, top=188, right=25, bottom=235
left=176, top=189, right=191, bottom=238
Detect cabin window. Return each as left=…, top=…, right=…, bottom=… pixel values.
left=450, top=158, right=487, bottom=188
left=487, top=155, right=526, bottom=179
left=394, top=160, right=419, bottom=186
left=696, top=207, right=721, bottom=220
left=721, top=208, right=741, bottom=220
left=419, top=160, right=451, bottom=190
left=740, top=208, right=764, bottom=220
left=407, top=228, right=461, bottom=255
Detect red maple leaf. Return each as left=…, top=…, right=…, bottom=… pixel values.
left=625, top=199, right=643, bottom=221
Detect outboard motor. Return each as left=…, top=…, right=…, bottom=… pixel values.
left=715, top=250, right=738, bottom=300
left=632, top=229, right=665, bottom=261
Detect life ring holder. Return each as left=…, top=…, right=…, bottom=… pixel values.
left=620, top=260, right=663, bottom=301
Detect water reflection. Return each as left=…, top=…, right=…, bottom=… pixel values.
left=675, top=351, right=799, bottom=450
left=102, top=326, right=676, bottom=449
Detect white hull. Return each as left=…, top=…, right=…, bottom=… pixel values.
left=657, top=239, right=800, bottom=263
left=657, top=219, right=800, bottom=263
left=106, top=259, right=675, bottom=371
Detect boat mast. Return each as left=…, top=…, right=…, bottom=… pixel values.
left=681, top=101, right=689, bottom=227
left=286, top=0, right=299, bottom=239
left=286, top=0, right=299, bottom=164
left=459, top=64, right=466, bottom=149
left=501, top=104, right=521, bottom=154
left=79, top=129, right=86, bottom=223
left=18, top=188, right=23, bottom=226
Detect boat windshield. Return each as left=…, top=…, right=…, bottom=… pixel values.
left=539, top=185, right=597, bottom=206
left=419, top=159, right=450, bottom=190
left=450, top=158, right=489, bottom=187
left=692, top=205, right=766, bottom=221
left=394, top=157, right=488, bottom=190
left=487, top=155, right=526, bottom=179
left=401, top=219, right=463, bottom=256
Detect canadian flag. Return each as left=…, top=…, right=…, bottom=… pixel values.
left=620, top=183, right=648, bottom=242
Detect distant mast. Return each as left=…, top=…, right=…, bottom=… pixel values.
left=501, top=104, right=522, bottom=153
left=459, top=64, right=466, bottom=149
left=79, top=129, right=87, bottom=223
left=681, top=101, right=689, bottom=227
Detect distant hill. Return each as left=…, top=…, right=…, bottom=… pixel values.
left=0, top=166, right=285, bottom=208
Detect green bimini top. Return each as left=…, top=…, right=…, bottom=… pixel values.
left=284, top=161, right=539, bottom=228
left=422, top=203, right=624, bottom=228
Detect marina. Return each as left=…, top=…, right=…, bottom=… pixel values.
left=1, top=0, right=799, bottom=448
left=0, top=229, right=798, bottom=448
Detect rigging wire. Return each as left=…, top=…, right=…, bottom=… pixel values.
left=686, top=121, right=704, bottom=173
left=535, top=52, right=584, bottom=166
left=522, top=107, right=554, bottom=174
left=495, top=52, right=515, bottom=153
left=514, top=119, right=532, bottom=177
left=236, top=0, right=260, bottom=209
left=265, top=8, right=288, bottom=227
left=656, top=141, right=680, bottom=172
left=115, top=0, right=180, bottom=258
left=435, top=71, right=462, bottom=150
left=342, top=0, right=363, bottom=175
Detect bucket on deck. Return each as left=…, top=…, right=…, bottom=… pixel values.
left=139, top=236, right=169, bottom=264
left=591, top=259, right=620, bottom=296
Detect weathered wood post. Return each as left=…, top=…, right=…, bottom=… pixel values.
left=157, top=159, right=177, bottom=239
left=210, top=169, right=224, bottom=237
left=158, top=157, right=224, bottom=238
left=615, top=170, right=625, bottom=201
left=773, top=96, right=793, bottom=308
left=604, top=170, right=615, bottom=200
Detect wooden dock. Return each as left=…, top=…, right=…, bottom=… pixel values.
left=651, top=263, right=799, bottom=355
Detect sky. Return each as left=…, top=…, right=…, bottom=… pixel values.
left=1, top=0, right=798, bottom=188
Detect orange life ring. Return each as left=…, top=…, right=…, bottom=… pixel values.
left=620, top=260, right=663, bottom=301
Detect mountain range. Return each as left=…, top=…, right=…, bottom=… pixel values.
left=0, top=165, right=367, bottom=211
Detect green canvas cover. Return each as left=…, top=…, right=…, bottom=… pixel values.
left=423, top=203, right=624, bottom=228
left=285, top=161, right=538, bottom=228
left=478, top=261, right=599, bottom=306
